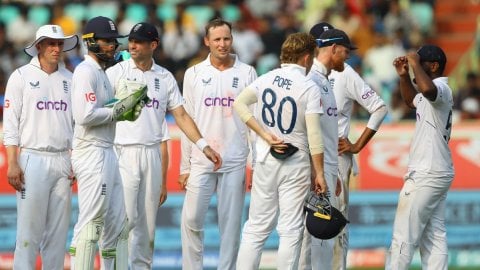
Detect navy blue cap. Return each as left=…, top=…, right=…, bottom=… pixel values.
left=83, top=16, right=126, bottom=39
left=129, top=22, right=159, bottom=42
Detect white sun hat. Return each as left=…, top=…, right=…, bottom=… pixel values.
left=24, top=24, right=79, bottom=57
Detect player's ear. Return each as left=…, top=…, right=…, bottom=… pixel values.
left=203, top=36, right=209, bottom=47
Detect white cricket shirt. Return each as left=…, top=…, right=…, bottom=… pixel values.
left=181, top=54, right=257, bottom=173
left=106, top=58, right=183, bottom=145
left=3, top=56, right=73, bottom=151
left=308, top=59, right=338, bottom=175
left=71, top=55, right=116, bottom=149
left=330, top=63, right=386, bottom=138
left=250, top=63, right=323, bottom=163
left=408, top=77, right=454, bottom=175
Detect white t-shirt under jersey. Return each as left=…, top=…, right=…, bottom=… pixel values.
left=106, top=58, right=183, bottom=145
left=3, top=56, right=73, bottom=151
left=181, top=54, right=257, bottom=173
left=330, top=63, right=386, bottom=138
left=249, top=63, right=323, bottom=163
left=308, top=59, right=338, bottom=175
left=71, top=55, right=117, bottom=149
left=408, top=77, right=454, bottom=175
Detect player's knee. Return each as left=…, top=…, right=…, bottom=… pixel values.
left=182, top=212, right=204, bottom=231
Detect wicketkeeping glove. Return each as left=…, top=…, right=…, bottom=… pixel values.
left=105, top=80, right=150, bottom=121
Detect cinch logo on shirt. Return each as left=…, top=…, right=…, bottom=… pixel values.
left=37, top=99, right=68, bottom=111
left=85, top=92, right=96, bottom=103
left=204, top=96, right=234, bottom=107
left=326, top=107, right=338, bottom=116
left=361, top=89, right=376, bottom=100
left=145, top=98, right=160, bottom=110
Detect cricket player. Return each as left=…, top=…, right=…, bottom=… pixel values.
left=3, top=24, right=77, bottom=270
left=387, top=45, right=454, bottom=270
left=234, top=32, right=327, bottom=270
left=69, top=16, right=143, bottom=270
left=107, top=22, right=222, bottom=269
left=179, top=18, right=257, bottom=270
left=304, top=22, right=388, bottom=270
left=299, top=27, right=360, bottom=270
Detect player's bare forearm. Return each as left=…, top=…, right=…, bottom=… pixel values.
left=311, top=153, right=327, bottom=194
left=170, top=106, right=203, bottom=143
left=339, top=128, right=377, bottom=155
left=393, top=56, right=416, bottom=108
left=407, top=52, right=438, bottom=101
left=6, top=146, right=24, bottom=191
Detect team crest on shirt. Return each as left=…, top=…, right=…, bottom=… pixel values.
left=63, top=80, right=69, bottom=93
left=202, top=78, right=212, bottom=86
left=29, top=81, right=40, bottom=89
left=154, top=78, right=160, bottom=92
left=329, top=78, right=335, bottom=88
left=232, top=77, right=239, bottom=88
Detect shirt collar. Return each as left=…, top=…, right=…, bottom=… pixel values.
left=29, top=56, right=41, bottom=68
left=280, top=63, right=307, bottom=75
left=313, top=58, right=328, bottom=77
left=204, top=53, right=240, bottom=69
left=128, top=57, right=157, bottom=72
left=84, top=54, right=103, bottom=70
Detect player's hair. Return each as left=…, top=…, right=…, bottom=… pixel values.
left=280, top=33, right=316, bottom=64
left=204, top=18, right=232, bottom=37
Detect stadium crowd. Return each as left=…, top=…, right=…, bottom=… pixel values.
left=0, top=0, right=479, bottom=122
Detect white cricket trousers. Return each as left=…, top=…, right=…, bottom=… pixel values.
left=237, top=151, right=310, bottom=270
left=298, top=170, right=340, bottom=270
left=14, top=149, right=72, bottom=270
left=332, top=153, right=353, bottom=270
left=70, top=146, right=128, bottom=269
left=181, top=167, right=246, bottom=270
left=386, top=171, right=453, bottom=270
left=116, top=144, right=163, bottom=269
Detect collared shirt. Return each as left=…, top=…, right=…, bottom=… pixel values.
left=180, top=54, right=257, bottom=173
left=71, top=55, right=116, bottom=149
left=3, top=56, right=73, bottom=152
left=408, top=77, right=454, bottom=175
left=330, top=63, right=386, bottom=138
left=249, top=63, right=322, bottom=163
left=308, top=59, right=338, bottom=175
left=106, top=58, right=182, bottom=145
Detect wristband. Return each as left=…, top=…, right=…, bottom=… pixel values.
left=195, top=138, right=208, bottom=152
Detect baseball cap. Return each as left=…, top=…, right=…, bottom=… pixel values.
left=316, top=29, right=357, bottom=50
left=304, top=191, right=349, bottom=240
left=417, top=44, right=447, bottom=65
left=309, top=22, right=334, bottom=39
left=83, top=16, right=126, bottom=39
left=129, top=22, right=159, bottom=42
left=24, top=25, right=79, bottom=57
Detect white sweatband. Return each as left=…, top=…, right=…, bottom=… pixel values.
left=195, top=138, right=208, bottom=152
left=305, top=114, right=324, bottom=155
left=366, top=105, right=388, bottom=131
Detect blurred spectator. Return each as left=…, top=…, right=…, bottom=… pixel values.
left=454, top=71, right=480, bottom=120
left=232, top=14, right=264, bottom=66
left=52, top=3, right=79, bottom=36
left=6, top=4, right=36, bottom=49
left=363, top=23, right=405, bottom=107
left=383, top=0, right=420, bottom=49
left=162, top=3, right=200, bottom=71
left=330, top=4, right=361, bottom=38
